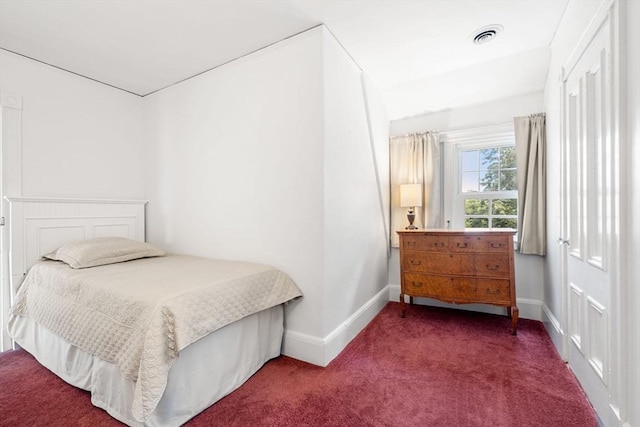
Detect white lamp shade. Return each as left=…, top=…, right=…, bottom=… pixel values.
left=400, top=183, right=423, bottom=208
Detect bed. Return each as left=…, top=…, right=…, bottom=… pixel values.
left=5, top=197, right=302, bottom=426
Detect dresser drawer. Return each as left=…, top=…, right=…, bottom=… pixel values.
left=403, top=273, right=476, bottom=302
left=449, top=235, right=511, bottom=253
left=450, top=236, right=478, bottom=252
left=476, top=279, right=511, bottom=304
left=476, top=235, right=511, bottom=252
left=474, top=254, right=510, bottom=278
left=402, top=235, right=449, bottom=252
left=403, top=253, right=474, bottom=275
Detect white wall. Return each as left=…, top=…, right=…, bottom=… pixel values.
left=144, top=29, right=325, bottom=340
left=391, top=91, right=544, bottom=135
left=0, top=50, right=146, bottom=353
left=322, top=30, right=390, bottom=356
left=144, top=26, right=390, bottom=366
left=0, top=50, right=146, bottom=199
left=389, top=92, right=545, bottom=320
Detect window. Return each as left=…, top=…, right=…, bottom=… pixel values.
left=460, top=146, right=517, bottom=229
left=442, top=125, right=518, bottom=231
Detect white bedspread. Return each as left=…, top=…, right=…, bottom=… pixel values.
left=9, top=255, right=302, bottom=422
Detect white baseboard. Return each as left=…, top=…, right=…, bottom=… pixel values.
left=284, top=285, right=549, bottom=367
left=282, top=286, right=390, bottom=367
left=541, top=302, right=566, bottom=360
left=282, top=329, right=326, bottom=366
left=388, top=284, right=544, bottom=321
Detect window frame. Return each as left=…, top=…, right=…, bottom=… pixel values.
left=442, top=124, right=517, bottom=230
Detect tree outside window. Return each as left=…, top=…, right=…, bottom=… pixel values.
left=460, top=146, right=517, bottom=229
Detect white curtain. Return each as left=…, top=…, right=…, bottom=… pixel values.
left=390, top=132, right=442, bottom=247
left=514, top=113, right=546, bottom=256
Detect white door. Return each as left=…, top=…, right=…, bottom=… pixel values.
left=561, top=10, right=618, bottom=425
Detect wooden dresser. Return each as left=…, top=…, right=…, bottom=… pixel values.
left=397, top=229, right=518, bottom=334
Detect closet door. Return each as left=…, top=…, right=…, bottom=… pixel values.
left=560, top=6, right=619, bottom=424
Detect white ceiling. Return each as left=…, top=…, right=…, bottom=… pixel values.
left=0, top=0, right=569, bottom=120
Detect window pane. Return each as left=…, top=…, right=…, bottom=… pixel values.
left=466, top=218, right=489, bottom=228
left=465, top=199, right=489, bottom=215
left=461, top=172, right=479, bottom=192
left=461, top=150, right=478, bottom=172
left=492, top=218, right=517, bottom=229
left=500, top=170, right=517, bottom=191
left=492, top=198, right=517, bottom=215
left=480, top=148, right=499, bottom=171
left=500, top=146, right=516, bottom=168
left=480, top=169, right=500, bottom=192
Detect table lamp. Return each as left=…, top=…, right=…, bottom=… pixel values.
left=400, top=183, right=422, bottom=230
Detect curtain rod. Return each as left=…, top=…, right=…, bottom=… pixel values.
left=389, top=131, right=439, bottom=139
left=391, top=120, right=526, bottom=140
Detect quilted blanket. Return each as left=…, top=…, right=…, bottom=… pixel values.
left=10, top=254, right=302, bottom=422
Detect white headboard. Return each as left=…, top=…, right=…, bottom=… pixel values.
left=6, top=197, right=147, bottom=292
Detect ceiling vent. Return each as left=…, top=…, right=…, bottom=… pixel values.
left=471, top=25, right=503, bottom=45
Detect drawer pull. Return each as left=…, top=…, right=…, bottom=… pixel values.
left=456, top=242, right=468, bottom=248
left=410, top=259, right=422, bottom=266
left=486, top=264, right=500, bottom=270
left=490, top=242, right=504, bottom=248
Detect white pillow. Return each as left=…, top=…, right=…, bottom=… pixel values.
left=43, top=236, right=165, bottom=269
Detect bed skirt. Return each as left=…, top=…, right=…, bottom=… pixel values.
left=8, top=305, right=284, bottom=426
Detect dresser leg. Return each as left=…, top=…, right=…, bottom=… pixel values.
left=510, top=306, right=519, bottom=335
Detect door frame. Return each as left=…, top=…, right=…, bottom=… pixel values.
left=0, top=90, right=23, bottom=352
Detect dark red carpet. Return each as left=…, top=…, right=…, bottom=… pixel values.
left=0, top=302, right=598, bottom=426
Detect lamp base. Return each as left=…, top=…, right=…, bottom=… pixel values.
left=405, top=211, right=418, bottom=230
